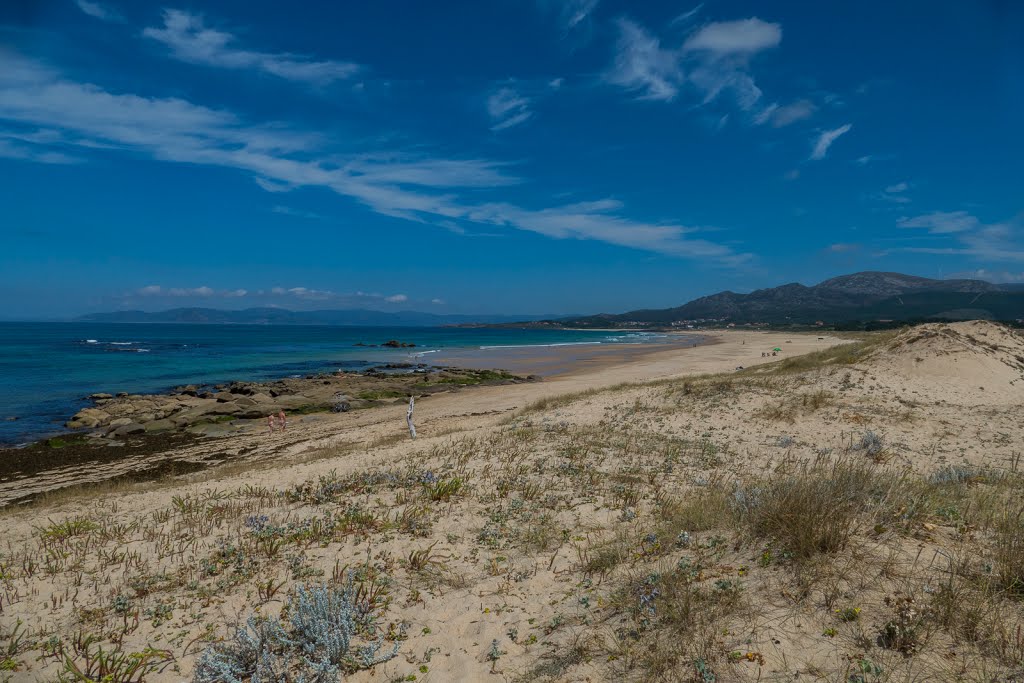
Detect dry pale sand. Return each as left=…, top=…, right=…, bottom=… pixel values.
left=3, top=323, right=1024, bottom=682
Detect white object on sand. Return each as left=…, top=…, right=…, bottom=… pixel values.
left=407, top=395, right=417, bottom=439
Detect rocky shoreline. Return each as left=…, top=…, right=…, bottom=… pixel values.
left=62, top=363, right=537, bottom=443
left=0, top=364, right=537, bottom=504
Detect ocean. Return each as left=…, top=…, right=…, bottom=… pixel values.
left=0, top=322, right=674, bottom=446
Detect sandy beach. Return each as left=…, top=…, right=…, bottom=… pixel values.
left=3, top=323, right=1024, bottom=682
left=421, top=331, right=707, bottom=376
left=0, top=330, right=824, bottom=507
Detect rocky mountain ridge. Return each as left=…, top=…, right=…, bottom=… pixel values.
left=566, top=271, right=1024, bottom=326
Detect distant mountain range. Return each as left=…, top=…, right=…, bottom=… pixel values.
left=76, top=307, right=566, bottom=327
left=76, top=272, right=1024, bottom=329
left=562, top=272, right=1024, bottom=327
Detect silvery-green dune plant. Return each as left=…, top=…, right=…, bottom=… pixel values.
left=193, top=575, right=398, bottom=683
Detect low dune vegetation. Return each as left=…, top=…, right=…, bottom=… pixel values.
left=2, top=322, right=1024, bottom=681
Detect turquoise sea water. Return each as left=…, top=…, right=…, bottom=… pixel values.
left=0, top=322, right=673, bottom=445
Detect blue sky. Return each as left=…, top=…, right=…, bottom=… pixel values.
left=1, top=0, right=1022, bottom=318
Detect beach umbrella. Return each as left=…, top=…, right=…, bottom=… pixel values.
left=772, top=347, right=782, bottom=351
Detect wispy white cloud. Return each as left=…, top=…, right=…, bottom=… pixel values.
left=345, top=154, right=518, bottom=188
left=172, top=286, right=213, bottom=297
left=272, top=205, right=322, bottom=219
left=685, top=19, right=780, bottom=112
left=143, top=10, right=360, bottom=86
left=255, top=177, right=294, bottom=193
left=487, top=87, right=533, bottom=131
left=671, top=4, right=705, bottom=26
left=605, top=16, right=781, bottom=112
left=0, top=53, right=744, bottom=263
left=283, top=286, right=333, bottom=300
left=0, top=54, right=318, bottom=156
left=0, top=138, right=81, bottom=164
left=135, top=285, right=420, bottom=304
left=873, top=181, right=911, bottom=204
left=605, top=19, right=685, bottom=101
left=75, top=0, right=122, bottom=22
left=430, top=298, right=445, bottom=305
left=854, top=154, right=894, bottom=166
left=898, top=210, right=978, bottom=234
left=539, top=0, right=599, bottom=32
left=755, top=99, right=816, bottom=127
left=463, top=199, right=746, bottom=263
left=897, top=211, right=1024, bottom=262
left=561, top=0, right=599, bottom=30
left=809, top=123, right=852, bottom=160
left=136, top=285, right=222, bottom=297
left=687, top=59, right=763, bottom=111
left=272, top=288, right=417, bottom=305
left=682, top=18, right=782, bottom=54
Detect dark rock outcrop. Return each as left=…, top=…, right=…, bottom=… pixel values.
left=61, top=366, right=532, bottom=440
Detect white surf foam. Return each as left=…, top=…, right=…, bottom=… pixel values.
left=478, top=341, right=603, bottom=350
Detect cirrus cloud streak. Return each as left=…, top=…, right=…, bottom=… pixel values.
left=143, top=10, right=361, bottom=86
left=605, top=16, right=781, bottom=113
left=0, top=52, right=746, bottom=264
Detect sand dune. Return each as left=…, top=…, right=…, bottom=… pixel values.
left=3, top=325, right=1024, bottom=682
left=870, top=320, right=1024, bottom=404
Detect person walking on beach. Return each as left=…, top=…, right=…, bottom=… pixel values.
left=267, top=414, right=275, bottom=435
left=278, top=409, right=287, bottom=432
